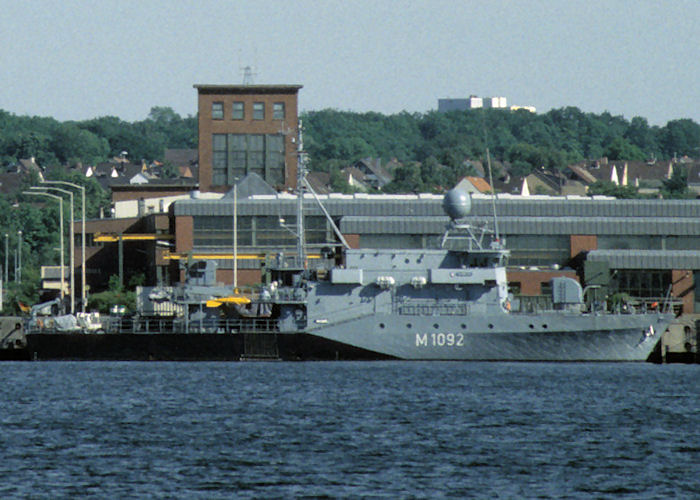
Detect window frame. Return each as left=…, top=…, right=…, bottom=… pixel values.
left=232, top=101, right=245, bottom=120
left=273, top=102, right=285, bottom=120
left=253, top=102, right=265, bottom=120
left=211, top=133, right=286, bottom=186
left=211, top=101, right=224, bottom=120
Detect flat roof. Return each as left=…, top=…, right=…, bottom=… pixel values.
left=194, top=84, right=303, bottom=94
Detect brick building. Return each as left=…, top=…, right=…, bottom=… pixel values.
left=194, top=84, right=303, bottom=193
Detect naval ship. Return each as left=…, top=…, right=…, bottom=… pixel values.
left=156, top=187, right=671, bottom=362
left=23, top=127, right=675, bottom=361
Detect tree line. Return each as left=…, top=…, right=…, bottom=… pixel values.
left=1, top=105, right=698, bottom=184
left=302, top=107, right=700, bottom=192
left=0, top=106, right=197, bottom=167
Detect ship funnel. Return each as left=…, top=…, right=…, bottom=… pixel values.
left=442, top=188, right=471, bottom=220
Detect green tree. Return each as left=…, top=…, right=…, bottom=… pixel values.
left=660, top=119, right=700, bottom=158
left=586, top=181, right=641, bottom=199
left=624, top=116, right=660, bottom=157
left=88, top=275, right=136, bottom=314
left=660, top=166, right=694, bottom=199
left=604, top=136, right=646, bottom=161
left=50, top=123, right=109, bottom=164
left=383, top=162, right=426, bottom=193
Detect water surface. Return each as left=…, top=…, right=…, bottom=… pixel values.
left=1, top=362, right=698, bottom=498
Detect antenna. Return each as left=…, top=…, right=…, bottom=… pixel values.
left=241, top=65, right=257, bottom=85
left=296, top=121, right=307, bottom=264
left=481, top=113, right=501, bottom=245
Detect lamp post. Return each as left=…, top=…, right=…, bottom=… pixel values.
left=33, top=186, right=74, bottom=314
left=4, top=233, right=8, bottom=283
left=24, top=191, right=65, bottom=303
left=17, top=230, right=21, bottom=284
left=42, top=181, right=86, bottom=313
left=233, top=181, right=238, bottom=290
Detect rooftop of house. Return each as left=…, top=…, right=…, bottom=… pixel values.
left=354, top=158, right=394, bottom=186
left=164, top=149, right=198, bottom=167
left=306, top=171, right=331, bottom=194
left=456, top=176, right=492, bottom=193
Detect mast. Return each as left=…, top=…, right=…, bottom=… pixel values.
left=296, top=121, right=306, bottom=265
left=485, top=146, right=501, bottom=245
left=481, top=113, right=501, bottom=247
left=292, top=120, right=351, bottom=263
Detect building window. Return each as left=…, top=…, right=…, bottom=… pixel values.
left=193, top=216, right=252, bottom=247
left=506, top=235, right=570, bottom=267
left=193, top=215, right=327, bottom=248
left=212, top=102, right=224, bottom=120
left=615, top=270, right=670, bottom=299
left=253, top=102, right=264, bottom=120
left=273, top=102, right=285, bottom=120
left=212, top=133, right=285, bottom=186
left=232, top=101, right=244, bottom=120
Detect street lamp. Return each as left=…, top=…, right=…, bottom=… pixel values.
left=42, top=181, right=86, bottom=313
left=23, top=191, right=65, bottom=303
left=17, top=230, right=22, bottom=284
left=233, top=180, right=238, bottom=290
left=4, top=233, right=7, bottom=283
left=32, top=186, right=74, bottom=314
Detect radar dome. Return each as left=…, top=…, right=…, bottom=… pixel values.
left=443, top=188, right=471, bottom=220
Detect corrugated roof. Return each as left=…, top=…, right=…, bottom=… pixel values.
left=175, top=194, right=700, bottom=220
left=341, top=216, right=450, bottom=234
left=338, top=215, right=700, bottom=236
left=587, top=250, right=700, bottom=269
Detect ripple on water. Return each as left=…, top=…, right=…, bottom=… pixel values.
left=0, top=361, right=698, bottom=498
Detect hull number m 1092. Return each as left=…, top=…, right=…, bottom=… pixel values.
left=416, top=333, right=464, bottom=347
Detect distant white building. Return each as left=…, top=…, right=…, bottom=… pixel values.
left=467, top=96, right=483, bottom=108
left=438, top=95, right=535, bottom=113
left=483, top=96, right=507, bottom=108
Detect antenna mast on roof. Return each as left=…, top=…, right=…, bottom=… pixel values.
left=241, top=65, right=257, bottom=85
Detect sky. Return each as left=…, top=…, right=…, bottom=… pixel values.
left=2, top=0, right=699, bottom=126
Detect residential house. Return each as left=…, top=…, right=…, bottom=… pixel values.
left=567, top=159, right=675, bottom=195
left=164, top=148, right=199, bottom=180
left=340, top=166, right=371, bottom=192
left=305, top=171, right=331, bottom=194
left=454, top=176, right=492, bottom=195
left=352, top=158, right=394, bottom=190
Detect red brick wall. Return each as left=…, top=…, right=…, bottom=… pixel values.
left=570, top=234, right=597, bottom=257
left=344, top=234, right=361, bottom=249
left=196, top=86, right=300, bottom=193
left=671, top=269, right=694, bottom=314
left=175, top=216, right=194, bottom=253
left=218, top=268, right=263, bottom=287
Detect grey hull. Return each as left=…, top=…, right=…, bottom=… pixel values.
left=307, top=312, right=673, bottom=361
